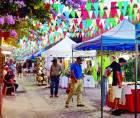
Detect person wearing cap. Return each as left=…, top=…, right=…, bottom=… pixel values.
left=65, top=57, right=85, bottom=108
left=109, top=57, right=127, bottom=116
left=50, top=58, right=62, bottom=97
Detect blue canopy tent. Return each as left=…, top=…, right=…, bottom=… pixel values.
left=73, top=19, right=140, bottom=118
left=74, top=19, right=140, bottom=51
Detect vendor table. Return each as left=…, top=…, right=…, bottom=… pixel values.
left=107, top=85, right=140, bottom=113
left=83, top=75, right=95, bottom=88
left=59, top=75, right=95, bottom=88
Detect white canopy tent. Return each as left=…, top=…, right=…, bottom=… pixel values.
left=43, top=37, right=96, bottom=57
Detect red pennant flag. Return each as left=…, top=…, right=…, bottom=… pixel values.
left=45, top=3, right=51, bottom=11
left=49, top=27, right=52, bottom=32
left=120, top=16, right=124, bottom=21
left=81, top=10, right=89, bottom=20
left=111, top=2, right=117, bottom=8
left=111, top=8, right=117, bottom=17
left=111, top=2, right=117, bottom=17
left=96, top=19, right=100, bottom=26
left=54, top=35, right=56, bottom=42
left=72, top=26, right=75, bottom=32
left=102, top=11, right=107, bottom=19
left=64, top=32, right=67, bottom=37
left=47, top=35, right=50, bottom=45
left=74, top=19, right=78, bottom=25
left=55, top=26, right=58, bottom=31
left=79, top=22, right=83, bottom=29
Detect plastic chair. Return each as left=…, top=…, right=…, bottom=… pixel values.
left=3, top=79, right=15, bottom=95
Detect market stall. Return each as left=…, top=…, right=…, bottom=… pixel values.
left=73, top=19, right=140, bottom=116
left=43, top=37, right=96, bottom=88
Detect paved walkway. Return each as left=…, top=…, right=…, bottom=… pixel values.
left=2, top=75, right=140, bottom=118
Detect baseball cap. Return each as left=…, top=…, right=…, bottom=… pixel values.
left=51, top=58, right=57, bottom=63
left=119, top=58, right=127, bottom=63
left=76, top=57, right=83, bottom=61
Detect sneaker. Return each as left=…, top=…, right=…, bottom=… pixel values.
left=11, top=92, right=16, bottom=96
left=111, top=110, right=121, bottom=116
left=103, top=106, right=111, bottom=111
left=50, top=95, right=53, bottom=98
left=77, top=104, right=85, bottom=107
left=65, top=104, right=69, bottom=108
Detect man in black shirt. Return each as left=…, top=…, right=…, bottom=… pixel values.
left=110, top=58, right=127, bottom=116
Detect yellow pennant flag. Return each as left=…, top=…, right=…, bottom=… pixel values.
left=77, top=10, right=82, bottom=18
left=117, top=9, right=121, bottom=17
left=134, top=8, right=138, bottom=16
left=114, top=17, right=119, bottom=24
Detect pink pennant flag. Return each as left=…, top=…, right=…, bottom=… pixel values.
left=130, top=0, right=133, bottom=3
left=80, top=4, right=86, bottom=10
left=81, top=10, right=89, bottom=20
left=106, top=9, right=110, bottom=18
left=137, top=13, right=140, bottom=21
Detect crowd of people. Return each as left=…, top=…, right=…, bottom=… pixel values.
left=1, top=56, right=129, bottom=116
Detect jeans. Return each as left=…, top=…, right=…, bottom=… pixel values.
left=101, top=77, right=107, bottom=106
left=50, top=76, right=59, bottom=96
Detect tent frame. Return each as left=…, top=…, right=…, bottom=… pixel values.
left=99, top=36, right=139, bottom=118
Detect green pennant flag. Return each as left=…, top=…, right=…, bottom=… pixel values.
left=128, top=7, right=133, bottom=16
left=86, top=2, right=92, bottom=12
left=50, top=35, right=54, bottom=44
left=87, top=32, right=91, bottom=37
left=133, top=15, right=136, bottom=21
left=86, top=19, right=92, bottom=28
left=71, top=11, right=76, bottom=18
left=52, top=4, right=59, bottom=13
left=129, top=15, right=133, bottom=21
left=112, top=19, right=117, bottom=27
left=100, top=10, right=104, bottom=18
left=95, top=25, right=99, bottom=31
left=118, top=2, right=123, bottom=10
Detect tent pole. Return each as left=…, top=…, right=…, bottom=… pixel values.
left=72, top=49, right=74, bottom=63
left=101, top=35, right=103, bottom=118
left=135, top=40, right=138, bottom=118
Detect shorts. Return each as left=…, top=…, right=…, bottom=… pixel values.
left=112, top=86, right=122, bottom=100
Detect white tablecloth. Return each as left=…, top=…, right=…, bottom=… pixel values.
left=84, top=75, right=95, bottom=88
left=59, top=76, right=70, bottom=88
left=59, top=75, right=95, bottom=88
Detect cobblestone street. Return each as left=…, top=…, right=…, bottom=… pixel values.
left=3, top=76, right=140, bottom=118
